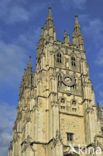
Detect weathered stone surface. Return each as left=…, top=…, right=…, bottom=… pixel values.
left=8, top=8, right=103, bottom=156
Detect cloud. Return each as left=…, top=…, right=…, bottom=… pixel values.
left=0, top=103, right=16, bottom=156
left=0, top=40, right=27, bottom=86
left=16, top=26, right=41, bottom=49
left=0, top=24, right=41, bottom=86
left=7, top=6, right=30, bottom=23
left=0, top=0, right=46, bottom=24
left=79, top=15, right=103, bottom=65
left=0, top=133, right=12, bottom=147
left=99, top=91, right=103, bottom=98
left=60, top=0, right=87, bottom=9
left=95, top=48, right=103, bottom=65
left=82, top=18, right=103, bottom=47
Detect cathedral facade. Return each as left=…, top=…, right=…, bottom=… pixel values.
left=8, top=8, right=103, bottom=156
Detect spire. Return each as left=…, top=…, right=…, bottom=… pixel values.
left=41, top=27, right=44, bottom=37
left=72, top=15, right=84, bottom=50
left=47, top=7, right=53, bottom=22
left=64, top=30, right=70, bottom=44
left=39, top=27, right=44, bottom=44
left=48, top=7, right=52, bottom=17
left=73, top=15, right=81, bottom=35
left=44, top=7, right=54, bottom=30
left=44, top=7, right=56, bottom=41
left=75, top=15, right=79, bottom=25
left=27, top=56, right=32, bottom=70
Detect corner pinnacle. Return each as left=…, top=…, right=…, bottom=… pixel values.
left=75, top=15, right=79, bottom=25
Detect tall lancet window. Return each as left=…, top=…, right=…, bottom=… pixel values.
left=71, top=57, right=76, bottom=66
left=58, top=74, right=62, bottom=87
left=57, top=53, right=62, bottom=63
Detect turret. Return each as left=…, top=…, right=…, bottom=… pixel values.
left=44, top=7, right=56, bottom=41
left=27, top=56, right=32, bottom=73
left=72, top=15, right=84, bottom=50
left=19, top=56, right=33, bottom=99
left=39, top=27, right=45, bottom=45
left=37, top=27, right=45, bottom=60
left=64, top=30, right=70, bottom=44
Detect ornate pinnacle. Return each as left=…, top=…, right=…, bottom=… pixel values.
left=75, top=15, right=79, bottom=25
left=45, top=7, right=54, bottom=28
left=48, top=7, right=52, bottom=17
left=27, top=56, right=32, bottom=69
left=40, top=27, right=44, bottom=39
left=64, top=30, right=70, bottom=43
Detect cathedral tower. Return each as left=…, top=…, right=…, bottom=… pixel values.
left=8, top=8, right=103, bottom=156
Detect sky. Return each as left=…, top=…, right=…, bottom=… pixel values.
left=0, top=0, right=103, bottom=155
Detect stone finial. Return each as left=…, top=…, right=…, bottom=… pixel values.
left=64, top=30, right=70, bottom=44
left=48, top=7, right=52, bottom=17
left=46, top=7, right=54, bottom=28
left=75, top=15, right=79, bottom=25
left=47, top=7, right=53, bottom=20
left=74, top=15, right=80, bottom=31
left=40, top=27, right=44, bottom=40
left=27, top=56, right=32, bottom=69
left=41, top=27, right=44, bottom=36
left=72, top=15, right=84, bottom=49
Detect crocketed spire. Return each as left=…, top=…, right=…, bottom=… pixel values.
left=72, top=15, right=84, bottom=50
left=64, top=30, right=70, bottom=44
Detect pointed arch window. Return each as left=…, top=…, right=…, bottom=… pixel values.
left=67, top=133, right=73, bottom=141
left=72, top=100, right=76, bottom=105
left=61, top=98, right=65, bottom=103
left=71, top=57, right=76, bottom=66
left=57, top=74, right=62, bottom=87
left=57, top=53, right=62, bottom=63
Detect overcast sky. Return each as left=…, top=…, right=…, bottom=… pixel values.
left=0, top=0, right=103, bottom=155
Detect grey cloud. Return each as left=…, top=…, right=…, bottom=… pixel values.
left=16, top=26, right=41, bottom=49
left=60, top=0, right=87, bottom=9
left=7, top=6, right=30, bottom=23
left=83, top=18, right=103, bottom=44
left=0, top=127, right=7, bottom=134
left=79, top=15, right=103, bottom=66
left=0, top=133, right=12, bottom=147
left=0, top=147, right=8, bottom=156
left=99, top=91, right=103, bottom=98
left=0, top=0, right=46, bottom=24
left=95, top=48, right=103, bottom=65
left=0, top=25, right=41, bottom=86
left=0, top=10, right=44, bottom=87
left=0, top=40, right=27, bottom=85
left=0, top=103, right=16, bottom=155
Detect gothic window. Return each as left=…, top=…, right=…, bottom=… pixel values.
left=58, top=74, right=62, bottom=87
left=72, top=100, right=76, bottom=105
left=71, top=78, right=76, bottom=89
left=71, top=57, right=76, bottom=66
left=61, top=98, right=65, bottom=103
left=61, top=106, right=65, bottom=109
left=67, top=133, right=73, bottom=141
left=57, top=53, right=62, bottom=63
left=72, top=84, right=76, bottom=89
left=72, top=108, right=76, bottom=112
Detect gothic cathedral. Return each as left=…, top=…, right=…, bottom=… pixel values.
left=8, top=8, right=103, bottom=156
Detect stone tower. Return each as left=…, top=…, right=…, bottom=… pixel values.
left=8, top=8, right=103, bottom=156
